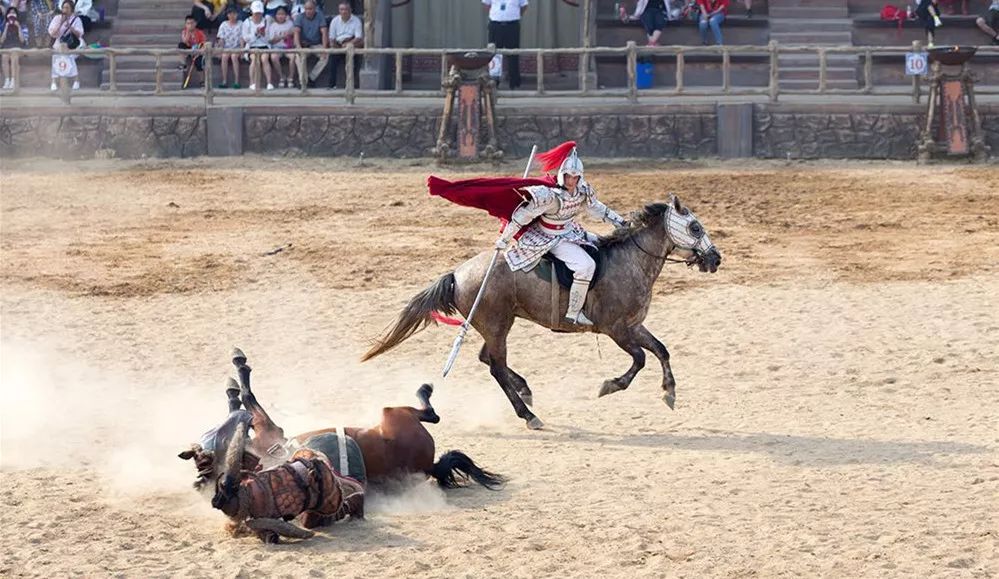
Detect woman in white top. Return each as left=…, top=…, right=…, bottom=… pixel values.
left=241, top=1, right=273, bottom=89
left=47, top=0, right=84, bottom=91
left=266, top=5, right=295, bottom=87
left=215, top=6, right=243, bottom=88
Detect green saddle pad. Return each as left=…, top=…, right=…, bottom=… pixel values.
left=302, top=432, right=367, bottom=484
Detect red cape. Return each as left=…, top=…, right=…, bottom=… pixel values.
left=427, top=175, right=556, bottom=223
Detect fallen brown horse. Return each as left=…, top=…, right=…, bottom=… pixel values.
left=181, top=348, right=503, bottom=497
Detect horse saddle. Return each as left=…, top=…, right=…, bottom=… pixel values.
left=302, top=432, right=367, bottom=485
left=532, top=244, right=606, bottom=290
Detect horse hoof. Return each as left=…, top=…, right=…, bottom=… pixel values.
left=231, top=347, right=247, bottom=365
left=225, top=377, right=240, bottom=391
left=526, top=416, right=544, bottom=430
left=519, top=392, right=534, bottom=407
left=598, top=379, right=624, bottom=398
left=417, top=383, right=434, bottom=398
left=662, top=392, right=676, bottom=410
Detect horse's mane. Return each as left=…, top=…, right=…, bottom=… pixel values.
left=596, top=202, right=669, bottom=254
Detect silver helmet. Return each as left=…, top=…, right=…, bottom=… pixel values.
left=557, top=147, right=584, bottom=186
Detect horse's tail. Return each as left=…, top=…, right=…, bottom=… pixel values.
left=430, top=450, right=506, bottom=490
left=361, top=272, right=458, bottom=361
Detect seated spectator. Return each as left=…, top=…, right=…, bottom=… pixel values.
left=696, top=0, right=728, bottom=45
left=328, top=0, right=361, bottom=88
left=179, top=14, right=207, bottom=88
left=210, top=0, right=232, bottom=25
left=2, top=5, right=28, bottom=90
left=976, top=0, right=999, bottom=45
left=242, top=0, right=274, bottom=89
left=265, top=0, right=288, bottom=17
left=47, top=0, right=84, bottom=91
left=293, top=0, right=327, bottom=87
left=619, top=0, right=668, bottom=46
left=916, top=0, right=943, bottom=46
left=73, top=0, right=95, bottom=32
left=215, top=6, right=242, bottom=88
left=267, top=5, right=295, bottom=87
left=191, top=0, right=218, bottom=31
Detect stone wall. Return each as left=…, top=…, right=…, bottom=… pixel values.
left=2, top=102, right=995, bottom=160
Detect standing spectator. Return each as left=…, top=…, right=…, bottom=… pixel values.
left=293, top=0, right=327, bottom=87
left=190, top=0, right=217, bottom=31
left=696, top=0, right=727, bottom=45
left=47, top=0, right=83, bottom=91
left=482, top=0, right=527, bottom=90
left=916, top=0, right=943, bottom=46
left=179, top=14, right=206, bottom=88
left=975, top=0, right=999, bottom=44
left=267, top=5, right=295, bottom=87
left=743, top=0, right=752, bottom=18
left=216, top=6, right=242, bottom=88
left=618, top=0, right=669, bottom=46
left=242, top=0, right=273, bottom=89
left=2, top=5, right=28, bottom=89
left=27, top=0, right=50, bottom=48
left=327, top=1, right=361, bottom=89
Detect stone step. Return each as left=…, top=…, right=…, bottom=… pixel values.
left=110, top=33, right=184, bottom=46
left=780, top=54, right=858, bottom=66
left=779, top=78, right=858, bottom=89
left=770, top=31, right=853, bottom=44
left=113, top=20, right=188, bottom=34
left=116, top=8, right=196, bottom=20
left=769, top=18, right=852, bottom=32
left=778, top=66, right=856, bottom=80
left=101, top=68, right=186, bottom=83
left=768, top=6, right=848, bottom=18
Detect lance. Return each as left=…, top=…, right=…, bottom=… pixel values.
left=441, top=145, right=538, bottom=378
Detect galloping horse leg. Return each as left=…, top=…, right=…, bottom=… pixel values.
left=633, top=324, right=677, bottom=409
left=478, top=344, right=534, bottom=407
left=414, top=383, right=441, bottom=424
left=478, top=326, right=544, bottom=429
left=598, top=329, right=646, bottom=398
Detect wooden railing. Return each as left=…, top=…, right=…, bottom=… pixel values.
left=1, top=43, right=997, bottom=105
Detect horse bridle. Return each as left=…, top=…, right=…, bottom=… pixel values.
left=630, top=230, right=699, bottom=267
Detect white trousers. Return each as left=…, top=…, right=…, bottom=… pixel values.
left=550, top=241, right=595, bottom=282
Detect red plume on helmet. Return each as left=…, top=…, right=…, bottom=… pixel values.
left=535, top=141, right=577, bottom=173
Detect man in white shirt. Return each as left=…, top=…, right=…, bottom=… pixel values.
left=327, top=1, right=362, bottom=88
left=482, top=0, right=527, bottom=90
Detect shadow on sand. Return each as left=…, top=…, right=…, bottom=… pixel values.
left=479, top=424, right=988, bottom=468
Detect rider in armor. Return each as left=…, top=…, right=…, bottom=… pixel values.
left=494, top=144, right=627, bottom=326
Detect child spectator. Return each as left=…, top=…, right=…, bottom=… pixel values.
left=975, top=0, right=999, bottom=45
left=242, top=0, right=273, bottom=89
left=327, top=1, right=361, bottom=88
left=179, top=14, right=207, bottom=88
left=267, top=5, right=295, bottom=87
left=2, top=5, right=28, bottom=90
left=216, top=6, right=242, bottom=88
left=696, top=0, right=728, bottom=45
left=48, top=0, right=83, bottom=91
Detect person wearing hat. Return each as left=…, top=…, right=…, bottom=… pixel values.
left=242, top=0, right=275, bottom=89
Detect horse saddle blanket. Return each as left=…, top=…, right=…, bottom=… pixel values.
left=531, top=244, right=606, bottom=290
left=302, top=431, right=367, bottom=485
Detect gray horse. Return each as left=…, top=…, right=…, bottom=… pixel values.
left=363, top=196, right=721, bottom=430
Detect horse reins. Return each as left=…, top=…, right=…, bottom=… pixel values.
left=630, top=236, right=695, bottom=266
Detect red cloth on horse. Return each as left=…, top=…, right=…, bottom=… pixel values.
left=427, top=175, right=556, bottom=223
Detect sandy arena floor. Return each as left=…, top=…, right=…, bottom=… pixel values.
left=1, top=158, right=997, bottom=578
